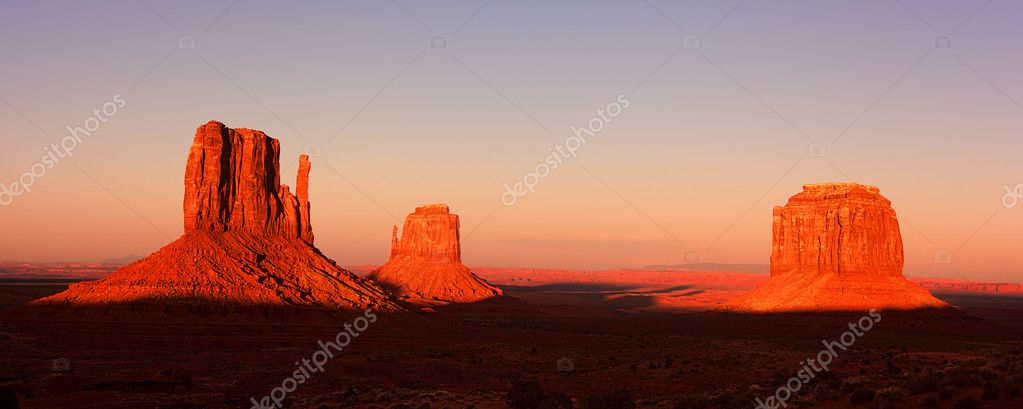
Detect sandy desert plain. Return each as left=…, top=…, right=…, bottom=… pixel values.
left=0, top=262, right=1021, bottom=409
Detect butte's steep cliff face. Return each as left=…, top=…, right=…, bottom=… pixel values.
left=183, top=121, right=314, bottom=242
left=726, top=183, right=948, bottom=312
left=36, top=121, right=397, bottom=310
left=769, top=184, right=904, bottom=278
left=369, top=204, right=503, bottom=304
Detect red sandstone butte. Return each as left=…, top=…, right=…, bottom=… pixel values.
left=36, top=121, right=397, bottom=310
left=369, top=204, right=503, bottom=304
left=725, top=183, right=948, bottom=312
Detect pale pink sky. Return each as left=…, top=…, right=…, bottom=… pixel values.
left=1, top=1, right=1021, bottom=282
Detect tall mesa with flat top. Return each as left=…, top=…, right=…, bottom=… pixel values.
left=725, top=183, right=948, bottom=312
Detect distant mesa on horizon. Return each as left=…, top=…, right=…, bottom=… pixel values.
left=100, top=255, right=143, bottom=265
left=35, top=121, right=399, bottom=310
left=725, top=183, right=949, bottom=312
left=636, top=263, right=770, bottom=274
left=369, top=204, right=504, bottom=305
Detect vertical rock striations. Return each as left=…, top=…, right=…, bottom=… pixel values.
left=369, top=204, right=503, bottom=304
left=36, top=121, right=396, bottom=310
left=183, top=121, right=313, bottom=243
left=391, top=204, right=462, bottom=264
left=770, top=184, right=904, bottom=278
left=726, top=183, right=948, bottom=312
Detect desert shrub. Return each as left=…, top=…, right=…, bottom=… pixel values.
left=981, top=382, right=999, bottom=400
left=771, top=371, right=789, bottom=386
left=428, top=390, right=452, bottom=401
left=938, top=386, right=955, bottom=400
left=538, top=392, right=573, bottom=409
left=800, top=380, right=839, bottom=402
left=504, top=381, right=573, bottom=409
left=978, top=368, right=1001, bottom=382
left=815, top=370, right=842, bottom=391
left=0, top=387, right=18, bottom=409
left=713, top=394, right=751, bottom=409
left=673, top=392, right=749, bottom=409
left=1005, top=381, right=1020, bottom=398
left=995, top=357, right=1012, bottom=370
left=875, top=387, right=905, bottom=402
left=376, top=389, right=401, bottom=401
left=953, top=397, right=980, bottom=409
left=944, top=366, right=983, bottom=389
left=885, top=360, right=902, bottom=375
left=871, top=387, right=905, bottom=409
left=907, top=372, right=942, bottom=395
left=871, top=401, right=896, bottom=409
left=841, top=376, right=870, bottom=393
left=672, top=397, right=710, bottom=409
left=583, top=389, right=634, bottom=409
left=504, top=381, right=545, bottom=409
left=397, top=379, right=420, bottom=390
left=692, top=391, right=752, bottom=409
left=849, top=389, right=876, bottom=406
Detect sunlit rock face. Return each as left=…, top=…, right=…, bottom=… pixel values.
left=36, top=121, right=398, bottom=310
left=183, top=121, right=313, bottom=243
left=770, top=183, right=904, bottom=278
left=369, top=204, right=503, bottom=304
left=726, top=183, right=948, bottom=312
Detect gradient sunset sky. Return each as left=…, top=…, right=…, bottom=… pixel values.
left=1, top=1, right=1021, bottom=282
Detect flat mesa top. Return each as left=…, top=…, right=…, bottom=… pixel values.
left=414, top=204, right=451, bottom=215
left=784, top=183, right=891, bottom=206
left=200, top=120, right=270, bottom=139
left=800, top=183, right=881, bottom=195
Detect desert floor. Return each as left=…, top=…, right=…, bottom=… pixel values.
left=1, top=271, right=1022, bottom=409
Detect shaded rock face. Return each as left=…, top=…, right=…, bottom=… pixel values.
left=726, top=183, right=947, bottom=312
left=37, top=121, right=396, bottom=310
left=184, top=121, right=313, bottom=243
left=370, top=204, right=503, bottom=304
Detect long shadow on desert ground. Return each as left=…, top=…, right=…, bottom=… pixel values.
left=1, top=282, right=1021, bottom=408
